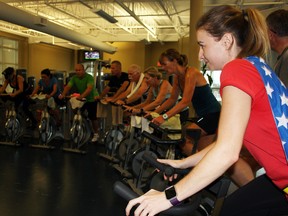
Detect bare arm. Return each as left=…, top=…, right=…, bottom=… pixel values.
left=31, top=84, right=40, bottom=96
left=154, top=77, right=180, bottom=114
left=60, top=85, right=72, bottom=98
left=96, top=86, right=110, bottom=100
left=132, top=89, right=153, bottom=109
left=175, top=86, right=250, bottom=201
left=0, top=80, right=9, bottom=94
left=165, top=68, right=197, bottom=118
left=48, top=83, right=58, bottom=98
left=113, top=84, right=132, bottom=102
left=11, top=75, right=24, bottom=97
left=126, top=81, right=149, bottom=104
left=143, top=80, right=171, bottom=111
left=126, top=86, right=252, bottom=215
left=110, top=81, right=130, bottom=100
left=79, top=84, right=93, bottom=100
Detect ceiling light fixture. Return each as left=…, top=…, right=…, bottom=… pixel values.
left=93, top=9, right=118, bottom=24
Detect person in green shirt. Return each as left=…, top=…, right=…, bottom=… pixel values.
left=59, top=63, right=99, bottom=142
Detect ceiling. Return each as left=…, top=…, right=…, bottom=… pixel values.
left=0, top=0, right=287, bottom=52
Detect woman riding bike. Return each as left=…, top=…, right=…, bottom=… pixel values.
left=0, top=67, right=37, bottom=128
left=30, top=68, right=63, bottom=127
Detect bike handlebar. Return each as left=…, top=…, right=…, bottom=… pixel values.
left=148, top=122, right=184, bottom=135
left=142, top=152, right=190, bottom=177
left=142, top=131, right=185, bottom=146
left=113, top=181, right=201, bottom=216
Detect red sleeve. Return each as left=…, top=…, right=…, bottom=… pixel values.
left=220, top=59, right=264, bottom=100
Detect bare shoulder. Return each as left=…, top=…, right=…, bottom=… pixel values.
left=187, top=66, right=201, bottom=75
left=186, top=66, right=207, bottom=85
left=162, top=79, right=171, bottom=86
left=17, top=75, right=24, bottom=82
left=185, top=66, right=201, bottom=79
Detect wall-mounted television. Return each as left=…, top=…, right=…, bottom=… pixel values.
left=84, top=51, right=100, bottom=60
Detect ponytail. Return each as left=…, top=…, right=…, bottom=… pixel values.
left=196, top=5, right=270, bottom=58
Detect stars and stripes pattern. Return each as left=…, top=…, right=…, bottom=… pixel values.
left=246, top=56, right=288, bottom=163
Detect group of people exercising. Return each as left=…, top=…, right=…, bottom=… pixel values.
left=0, top=4, right=287, bottom=215
left=124, top=5, right=288, bottom=216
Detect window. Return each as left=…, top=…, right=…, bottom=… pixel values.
left=0, top=37, right=19, bottom=85
left=203, top=70, right=222, bottom=103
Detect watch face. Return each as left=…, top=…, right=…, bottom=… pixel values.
left=165, top=186, right=176, bottom=199
left=162, top=113, right=168, bottom=120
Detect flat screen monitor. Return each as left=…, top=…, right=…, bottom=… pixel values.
left=84, top=51, right=100, bottom=60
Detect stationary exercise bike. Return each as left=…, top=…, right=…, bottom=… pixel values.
left=99, top=102, right=126, bottom=163
left=30, top=94, right=64, bottom=149
left=0, top=93, right=37, bottom=146
left=1, top=94, right=22, bottom=145
left=63, top=96, right=93, bottom=154
left=114, top=152, right=231, bottom=216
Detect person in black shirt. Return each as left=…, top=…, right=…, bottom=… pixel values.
left=95, top=60, right=129, bottom=100
left=0, top=67, right=37, bottom=128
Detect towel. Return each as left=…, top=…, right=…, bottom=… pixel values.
left=70, top=97, right=85, bottom=110
left=142, top=112, right=182, bottom=140
left=127, top=73, right=144, bottom=98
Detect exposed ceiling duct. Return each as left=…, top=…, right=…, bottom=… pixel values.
left=0, top=2, right=117, bottom=54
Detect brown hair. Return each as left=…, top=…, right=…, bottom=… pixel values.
left=159, top=48, right=188, bottom=67
left=144, top=66, right=162, bottom=80
left=41, top=68, right=52, bottom=78
left=196, top=5, right=270, bottom=58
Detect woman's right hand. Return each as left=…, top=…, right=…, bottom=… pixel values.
left=152, top=115, right=165, bottom=126
left=156, top=158, right=185, bottom=181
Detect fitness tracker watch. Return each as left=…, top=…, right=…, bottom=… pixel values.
left=162, top=113, right=169, bottom=120
left=165, top=185, right=181, bottom=206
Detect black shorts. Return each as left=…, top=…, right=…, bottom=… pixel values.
left=220, top=175, right=288, bottom=216
left=195, top=111, right=220, bottom=135
left=179, top=109, right=189, bottom=125
left=81, top=101, right=97, bottom=121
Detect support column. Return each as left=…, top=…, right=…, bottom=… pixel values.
left=188, top=0, right=203, bottom=69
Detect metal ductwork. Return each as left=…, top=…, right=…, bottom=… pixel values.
left=0, top=2, right=117, bottom=54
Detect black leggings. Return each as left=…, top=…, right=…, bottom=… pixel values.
left=5, top=94, right=37, bottom=125
left=220, top=174, right=288, bottom=216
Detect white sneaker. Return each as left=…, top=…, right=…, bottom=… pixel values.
left=91, top=133, right=99, bottom=142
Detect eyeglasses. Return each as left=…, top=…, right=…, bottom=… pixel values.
left=269, top=28, right=278, bottom=35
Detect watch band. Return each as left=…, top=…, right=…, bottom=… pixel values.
left=165, top=185, right=181, bottom=206
left=169, top=196, right=181, bottom=206
left=162, top=113, right=168, bottom=120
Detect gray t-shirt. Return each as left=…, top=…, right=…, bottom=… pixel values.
left=275, top=47, right=288, bottom=87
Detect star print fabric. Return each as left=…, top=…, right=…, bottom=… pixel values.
left=246, top=56, right=288, bottom=163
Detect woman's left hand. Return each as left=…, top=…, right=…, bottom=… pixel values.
left=126, top=189, right=172, bottom=216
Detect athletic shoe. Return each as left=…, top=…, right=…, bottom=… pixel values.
left=91, top=133, right=99, bottom=142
